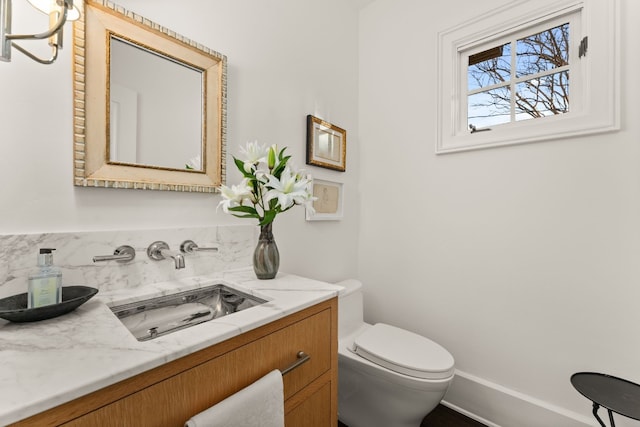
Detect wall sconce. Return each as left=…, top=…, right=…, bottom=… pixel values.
left=0, top=0, right=79, bottom=64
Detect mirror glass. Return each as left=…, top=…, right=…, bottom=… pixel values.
left=109, top=36, right=203, bottom=171
left=73, top=0, right=227, bottom=192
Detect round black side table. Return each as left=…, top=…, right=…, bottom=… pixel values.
left=571, top=372, right=640, bottom=427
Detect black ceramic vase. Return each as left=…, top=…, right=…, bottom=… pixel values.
left=253, top=222, right=279, bottom=279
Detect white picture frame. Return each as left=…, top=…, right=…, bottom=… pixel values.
left=306, top=178, right=344, bottom=221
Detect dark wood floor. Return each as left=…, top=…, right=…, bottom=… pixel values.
left=338, top=404, right=487, bottom=427
left=421, top=405, right=487, bottom=427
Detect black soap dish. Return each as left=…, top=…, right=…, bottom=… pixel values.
left=0, top=286, right=99, bottom=323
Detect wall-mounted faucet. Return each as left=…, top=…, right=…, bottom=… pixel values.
left=180, top=240, right=219, bottom=254
left=93, top=245, right=136, bottom=263
left=147, top=241, right=185, bottom=269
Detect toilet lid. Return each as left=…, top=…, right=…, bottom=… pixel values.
left=353, top=323, right=455, bottom=380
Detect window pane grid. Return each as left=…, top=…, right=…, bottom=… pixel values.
left=466, top=21, right=570, bottom=130
left=467, top=64, right=569, bottom=97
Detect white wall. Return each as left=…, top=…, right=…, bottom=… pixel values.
left=0, top=0, right=360, bottom=283
left=358, top=0, right=640, bottom=425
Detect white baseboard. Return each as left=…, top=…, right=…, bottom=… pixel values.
left=442, top=370, right=595, bottom=427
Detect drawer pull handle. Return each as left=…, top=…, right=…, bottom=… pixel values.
left=281, top=351, right=310, bottom=375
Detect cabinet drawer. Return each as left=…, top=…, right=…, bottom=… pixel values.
left=285, top=381, right=332, bottom=427
left=279, top=308, right=331, bottom=398
left=60, top=307, right=332, bottom=427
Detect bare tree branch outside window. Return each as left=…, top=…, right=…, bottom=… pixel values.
left=467, top=23, right=570, bottom=130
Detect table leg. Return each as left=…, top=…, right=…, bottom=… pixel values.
left=608, top=409, right=616, bottom=427
left=592, top=403, right=607, bottom=427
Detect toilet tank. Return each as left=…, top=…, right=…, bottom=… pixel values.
left=336, top=279, right=364, bottom=338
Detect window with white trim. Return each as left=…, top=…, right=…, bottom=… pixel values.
left=436, top=0, right=619, bottom=154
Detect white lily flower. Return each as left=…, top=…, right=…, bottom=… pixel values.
left=239, top=140, right=269, bottom=173
left=217, top=179, right=253, bottom=213
left=220, top=143, right=313, bottom=226
left=253, top=169, right=270, bottom=184
left=264, top=167, right=314, bottom=210
left=301, top=175, right=317, bottom=214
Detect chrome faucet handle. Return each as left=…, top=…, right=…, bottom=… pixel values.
left=180, top=240, right=219, bottom=254
left=147, top=241, right=170, bottom=261
left=147, top=241, right=185, bottom=269
left=93, top=245, right=136, bottom=263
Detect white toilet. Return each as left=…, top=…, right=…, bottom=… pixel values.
left=336, top=279, right=455, bottom=427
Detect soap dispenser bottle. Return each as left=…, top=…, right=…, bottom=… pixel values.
left=28, top=248, right=62, bottom=308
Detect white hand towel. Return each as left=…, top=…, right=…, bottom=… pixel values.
left=185, top=369, right=284, bottom=427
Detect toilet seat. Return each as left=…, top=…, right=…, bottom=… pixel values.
left=352, top=323, right=455, bottom=380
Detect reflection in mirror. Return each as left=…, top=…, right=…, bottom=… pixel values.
left=315, top=128, right=342, bottom=163
left=73, top=0, right=227, bottom=192
left=109, top=36, right=203, bottom=171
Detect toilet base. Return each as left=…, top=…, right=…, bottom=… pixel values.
left=338, top=352, right=451, bottom=427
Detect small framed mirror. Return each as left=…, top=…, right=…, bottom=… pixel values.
left=306, top=115, right=346, bottom=172
left=73, top=0, right=227, bottom=192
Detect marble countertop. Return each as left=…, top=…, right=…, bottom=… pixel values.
left=0, top=269, right=342, bottom=425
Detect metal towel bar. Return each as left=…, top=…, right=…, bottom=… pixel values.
left=281, top=351, right=310, bottom=375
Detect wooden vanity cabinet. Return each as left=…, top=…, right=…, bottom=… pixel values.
left=12, top=298, right=337, bottom=427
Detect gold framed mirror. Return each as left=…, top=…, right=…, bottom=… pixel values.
left=73, top=0, right=227, bottom=192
